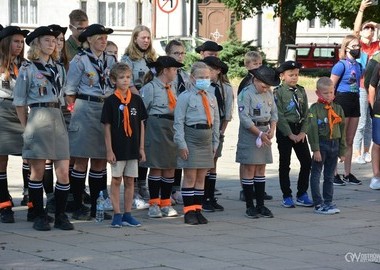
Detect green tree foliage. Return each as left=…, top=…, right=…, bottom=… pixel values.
left=219, top=24, right=264, bottom=78
left=183, top=24, right=265, bottom=79
left=221, top=0, right=380, bottom=62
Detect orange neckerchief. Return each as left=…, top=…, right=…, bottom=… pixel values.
left=198, top=90, right=212, bottom=127
left=317, top=96, right=342, bottom=139
left=13, top=63, right=19, bottom=77
left=114, top=88, right=132, bottom=137
left=165, top=84, right=176, bottom=111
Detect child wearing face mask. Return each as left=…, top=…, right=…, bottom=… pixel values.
left=330, top=35, right=363, bottom=186
left=173, top=61, right=220, bottom=225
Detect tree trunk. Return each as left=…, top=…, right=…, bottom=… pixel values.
left=278, top=19, right=297, bottom=63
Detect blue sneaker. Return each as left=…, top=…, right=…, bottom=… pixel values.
left=111, top=213, right=122, bottom=228
left=313, top=204, right=335, bottom=215
left=282, top=197, right=295, bottom=208
left=122, top=213, right=141, bottom=227
left=295, top=193, right=314, bottom=207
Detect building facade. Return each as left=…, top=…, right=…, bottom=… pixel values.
left=0, top=0, right=353, bottom=62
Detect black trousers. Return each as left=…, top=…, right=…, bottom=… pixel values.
left=276, top=124, right=311, bottom=199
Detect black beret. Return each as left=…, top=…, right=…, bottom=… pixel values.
left=147, top=56, right=184, bottom=69
left=26, top=26, right=60, bottom=46
left=48, top=24, right=68, bottom=35
left=276, top=60, right=302, bottom=73
left=0, top=26, right=29, bottom=41
left=195, top=41, right=223, bottom=53
left=249, top=65, right=280, bottom=86
left=201, top=56, right=229, bottom=74
left=78, top=24, right=113, bottom=42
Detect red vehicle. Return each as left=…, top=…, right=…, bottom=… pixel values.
left=285, top=43, right=341, bottom=74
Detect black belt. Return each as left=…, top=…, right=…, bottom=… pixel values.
left=77, top=94, right=104, bottom=103
left=152, top=114, right=174, bottom=121
left=29, top=102, right=60, bottom=108
left=1, top=97, right=13, bottom=101
left=186, top=124, right=212, bottom=130
left=253, top=121, right=270, bottom=126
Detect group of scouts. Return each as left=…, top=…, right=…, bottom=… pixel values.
left=1, top=7, right=368, bottom=231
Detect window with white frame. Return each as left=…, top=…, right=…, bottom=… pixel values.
left=99, top=1, right=126, bottom=27
left=10, top=0, right=38, bottom=25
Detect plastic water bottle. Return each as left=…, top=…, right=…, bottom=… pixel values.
left=96, top=191, right=105, bottom=222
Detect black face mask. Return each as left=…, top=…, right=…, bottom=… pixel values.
left=136, top=43, right=148, bottom=53
left=349, top=49, right=361, bottom=59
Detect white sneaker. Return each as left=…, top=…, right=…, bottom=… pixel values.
left=369, top=177, right=380, bottom=190
left=132, top=198, right=150, bottom=210
left=148, top=204, right=162, bottom=218
left=104, top=197, right=113, bottom=211
left=161, top=206, right=178, bottom=217
left=363, top=152, right=372, bottom=163
left=354, top=155, right=366, bottom=164
left=171, top=191, right=183, bottom=205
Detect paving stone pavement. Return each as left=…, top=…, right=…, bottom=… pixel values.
left=1, top=104, right=380, bottom=270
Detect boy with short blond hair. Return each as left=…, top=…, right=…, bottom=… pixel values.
left=237, top=51, right=263, bottom=95
left=308, top=77, right=346, bottom=214
left=101, top=63, right=148, bottom=227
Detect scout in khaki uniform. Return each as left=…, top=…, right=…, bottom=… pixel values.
left=13, top=26, right=73, bottom=231
left=65, top=24, right=116, bottom=221
left=0, top=25, right=29, bottom=223
left=236, top=65, right=279, bottom=219
left=174, top=61, right=220, bottom=225
left=140, top=56, right=184, bottom=218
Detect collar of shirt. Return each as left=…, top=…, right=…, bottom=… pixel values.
left=153, top=76, right=170, bottom=89
left=38, top=57, right=53, bottom=66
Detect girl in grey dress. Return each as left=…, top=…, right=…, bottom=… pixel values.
left=65, top=24, right=116, bottom=221
left=236, top=65, right=279, bottom=219
left=140, top=56, right=183, bottom=218
left=174, top=62, right=220, bottom=225
left=13, top=26, right=73, bottom=231
left=0, top=25, right=29, bottom=223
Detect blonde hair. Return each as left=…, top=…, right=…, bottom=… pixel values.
left=123, top=25, right=156, bottom=61
left=339, top=34, right=359, bottom=59
left=82, top=34, right=107, bottom=49
left=244, top=51, right=262, bottom=65
left=27, top=37, right=59, bottom=61
left=109, top=62, right=131, bottom=81
left=316, top=76, right=333, bottom=91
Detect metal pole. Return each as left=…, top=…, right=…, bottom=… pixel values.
left=167, top=13, right=169, bottom=43
left=192, top=0, right=197, bottom=47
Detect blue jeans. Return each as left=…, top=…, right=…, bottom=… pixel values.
left=353, top=88, right=372, bottom=152
left=310, top=140, right=339, bottom=206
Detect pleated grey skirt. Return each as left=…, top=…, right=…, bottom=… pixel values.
left=177, top=125, right=214, bottom=169
left=144, top=116, right=177, bottom=169
left=68, top=99, right=106, bottom=159
left=235, top=125, right=273, bottom=165
left=22, top=107, right=69, bottom=160
left=0, top=99, right=23, bottom=155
